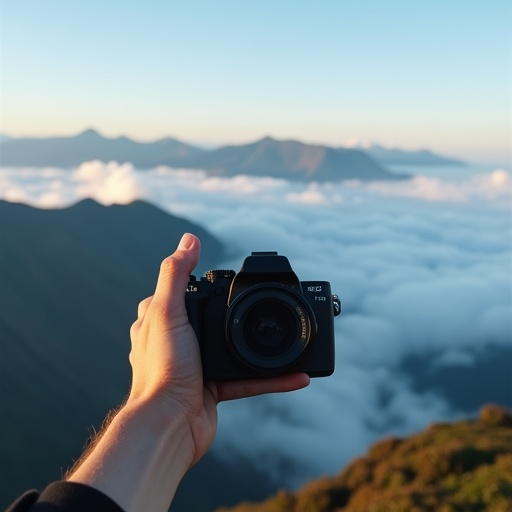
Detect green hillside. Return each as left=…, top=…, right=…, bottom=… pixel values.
left=218, top=404, right=512, bottom=512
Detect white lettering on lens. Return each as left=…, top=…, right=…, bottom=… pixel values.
left=296, top=308, right=308, bottom=340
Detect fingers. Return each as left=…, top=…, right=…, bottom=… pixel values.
left=211, top=373, right=310, bottom=402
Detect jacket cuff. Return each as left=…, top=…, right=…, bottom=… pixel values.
left=31, top=481, right=124, bottom=512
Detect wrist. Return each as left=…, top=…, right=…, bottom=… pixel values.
left=68, top=396, right=195, bottom=512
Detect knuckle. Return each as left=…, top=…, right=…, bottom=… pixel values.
left=160, top=254, right=182, bottom=275
left=137, top=296, right=152, bottom=317
left=130, top=318, right=142, bottom=339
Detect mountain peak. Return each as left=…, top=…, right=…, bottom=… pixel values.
left=78, top=128, right=102, bottom=138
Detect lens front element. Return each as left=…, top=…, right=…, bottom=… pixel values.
left=227, top=286, right=314, bottom=373
left=244, top=300, right=296, bottom=357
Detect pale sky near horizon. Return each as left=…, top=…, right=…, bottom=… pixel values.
left=0, top=0, right=511, bottom=164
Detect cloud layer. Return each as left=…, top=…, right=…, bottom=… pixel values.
left=1, top=162, right=511, bottom=487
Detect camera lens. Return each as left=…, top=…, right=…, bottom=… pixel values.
left=243, top=300, right=296, bottom=357
left=227, top=286, right=315, bottom=373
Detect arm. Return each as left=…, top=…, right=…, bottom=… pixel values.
left=66, top=233, right=309, bottom=512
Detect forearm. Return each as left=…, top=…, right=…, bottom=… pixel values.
left=67, top=397, right=195, bottom=512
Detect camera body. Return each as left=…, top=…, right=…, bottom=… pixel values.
left=186, top=251, right=340, bottom=380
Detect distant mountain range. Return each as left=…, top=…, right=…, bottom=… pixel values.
left=0, top=130, right=467, bottom=176
left=219, top=404, right=512, bottom=512
left=0, top=129, right=203, bottom=169
left=0, top=129, right=415, bottom=181
left=361, top=143, right=466, bottom=167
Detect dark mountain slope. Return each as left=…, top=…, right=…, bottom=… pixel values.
left=0, top=199, right=228, bottom=508
left=218, top=404, right=512, bottom=512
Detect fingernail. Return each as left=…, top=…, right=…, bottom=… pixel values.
left=178, top=233, right=194, bottom=250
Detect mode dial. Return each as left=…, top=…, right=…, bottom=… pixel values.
left=205, top=270, right=236, bottom=283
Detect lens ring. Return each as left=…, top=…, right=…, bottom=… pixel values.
left=226, top=285, right=314, bottom=373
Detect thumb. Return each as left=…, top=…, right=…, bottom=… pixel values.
left=153, top=233, right=201, bottom=319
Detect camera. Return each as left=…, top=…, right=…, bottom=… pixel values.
left=185, top=251, right=341, bottom=380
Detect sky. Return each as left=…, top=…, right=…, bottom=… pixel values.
left=0, top=0, right=511, bottom=165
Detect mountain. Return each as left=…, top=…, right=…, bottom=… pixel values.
left=218, top=404, right=512, bottom=512
left=0, top=199, right=259, bottom=510
left=188, top=136, right=404, bottom=181
left=0, top=129, right=205, bottom=168
left=360, top=144, right=467, bottom=167
left=0, top=199, right=299, bottom=511
left=0, top=130, right=405, bottom=182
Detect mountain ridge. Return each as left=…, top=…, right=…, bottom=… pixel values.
left=0, top=130, right=410, bottom=181
left=0, top=199, right=238, bottom=510
left=362, top=143, right=467, bottom=167
left=0, top=129, right=467, bottom=172
left=0, top=129, right=205, bottom=169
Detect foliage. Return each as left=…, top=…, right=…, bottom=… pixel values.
left=217, top=405, right=512, bottom=512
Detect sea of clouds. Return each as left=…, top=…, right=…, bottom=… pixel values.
left=1, top=161, right=511, bottom=486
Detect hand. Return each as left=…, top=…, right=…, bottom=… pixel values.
left=128, top=233, right=310, bottom=465
left=68, top=233, right=309, bottom=512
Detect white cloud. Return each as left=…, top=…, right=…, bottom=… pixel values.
left=73, top=160, right=145, bottom=205
left=343, top=137, right=372, bottom=149
left=365, top=169, right=512, bottom=204
left=285, top=182, right=331, bottom=205
left=0, top=162, right=511, bottom=488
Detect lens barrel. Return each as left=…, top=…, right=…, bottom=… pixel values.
left=226, top=285, right=315, bottom=373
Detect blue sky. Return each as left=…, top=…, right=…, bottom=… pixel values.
left=0, top=0, right=511, bottom=164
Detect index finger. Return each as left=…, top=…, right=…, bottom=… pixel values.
left=210, top=373, right=310, bottom=402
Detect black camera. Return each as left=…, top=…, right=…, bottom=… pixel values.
left=185, top=251, right=341, bottom=380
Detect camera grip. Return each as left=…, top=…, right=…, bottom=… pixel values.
left=185, top=291, right=208, bottom=342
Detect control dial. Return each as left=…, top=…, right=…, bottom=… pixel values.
left=205, top=270, right=236, bottom=283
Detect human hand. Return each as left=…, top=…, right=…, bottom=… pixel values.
left=68, top=233, right=309, bottom=512
left=128, top=233, right=310, bottom=465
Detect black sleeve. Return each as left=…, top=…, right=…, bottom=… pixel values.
left=5, top=482, right=124, bottom=512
